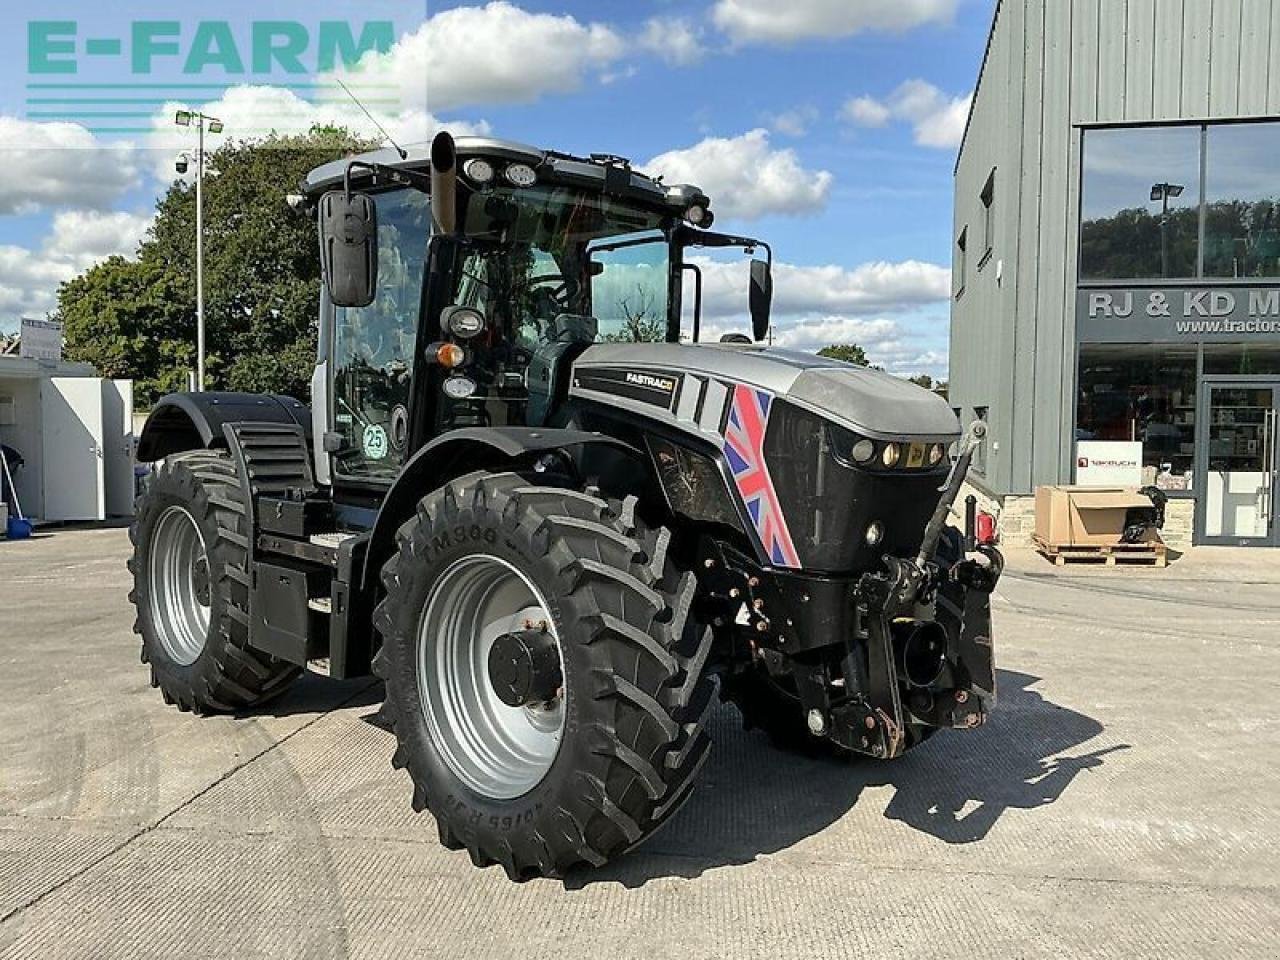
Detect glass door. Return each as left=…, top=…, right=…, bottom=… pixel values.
left=1198, top=383, right=1279, bottom=545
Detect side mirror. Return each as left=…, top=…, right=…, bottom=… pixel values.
left=318, top=190, right=378, bottom=308
left=749, top=259, right=772, bottom=342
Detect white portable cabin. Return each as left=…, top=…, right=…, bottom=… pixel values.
left=0, top=356, right=134, bottom=522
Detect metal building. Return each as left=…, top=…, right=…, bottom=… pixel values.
left=950, top=0, right=1280, bottom=548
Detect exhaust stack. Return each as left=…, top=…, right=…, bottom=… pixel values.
left=431, top=131, right=457, bottom=235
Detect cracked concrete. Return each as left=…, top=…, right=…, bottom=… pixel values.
left=1, top=528, right=1277, bottom=959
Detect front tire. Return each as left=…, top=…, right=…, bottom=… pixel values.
left=128, top=451, right=299, bottom=713
left=373, top=472, right=715, bottom=880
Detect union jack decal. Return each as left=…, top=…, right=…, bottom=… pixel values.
left=722, top=384, right=800, bottom=568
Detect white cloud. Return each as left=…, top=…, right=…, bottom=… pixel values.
left=644, top=129, right=832, bottom=220
left=844, top=80, right=971, bottom=149
left=0, top=247, right=75, bottom=325
left=713, top=0, right=957, bottom=44
left=701, top=312, right=948, bottom=377
left=45, top=210, right=153, bottom=272
left=639, top=17, right=705, bottom=66
left=0, top=210, right=152, bottom=329
left=351, top=3, right=623, bottom=113
left=693, top=256, right=950, bottom=317
left=693, top=255, right=951, bottom=377
left=841, top=96, right=890, bottom=128
left=0, top=118, right=142, bottom=215
left=768, top=105, right=819, bottom=137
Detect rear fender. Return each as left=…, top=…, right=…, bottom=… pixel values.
left=136, top=392, right=311, bottom=462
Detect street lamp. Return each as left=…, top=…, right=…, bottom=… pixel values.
left=175, top=110, right=224, bottom=392
left=1150, top=181, right=1185, bottom=278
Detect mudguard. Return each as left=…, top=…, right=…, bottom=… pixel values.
left=359, top=426, right=647, bottom=590
left=136, top=392, right=311, bottom=462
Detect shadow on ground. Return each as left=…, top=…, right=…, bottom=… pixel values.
left=568, top=669, right=1125, bottom=888
left=251, top=673, right=384, bottom=719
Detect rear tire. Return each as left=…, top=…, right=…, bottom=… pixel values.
left=373, top=471, right=716, bottom=880
left=128, top=450, right=299, bottom=713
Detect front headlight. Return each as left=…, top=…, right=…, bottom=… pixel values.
left=881, top=442, right=902, bottom=468
left=442, top=305, right=486, bottom=339
left=850, top=438, right=876, bottom=464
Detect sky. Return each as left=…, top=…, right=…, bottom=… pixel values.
left=0, top=0, right=997, bottom=378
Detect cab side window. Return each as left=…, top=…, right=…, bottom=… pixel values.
left=332, top=189, right=430, bottom=479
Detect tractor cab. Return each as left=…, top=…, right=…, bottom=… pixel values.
left=301, top=134, right=773, bottom=491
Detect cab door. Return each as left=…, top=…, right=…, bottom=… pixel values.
left=328, top=188, right=431, bottom=486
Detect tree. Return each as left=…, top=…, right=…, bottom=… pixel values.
left=603, top=283, right=666, bottom=342
left=818, top=343, right=884, bottom=370
left=57, top=125, right=377, bottom=406
left=817, top=343, right=870, bottom=366
left=908, top=373, right=934, bottom=390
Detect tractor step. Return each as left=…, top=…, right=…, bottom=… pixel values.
left=310, top=532, right=358, bottom=549
left=306, top=657, right=332, bottom=677
left=307, top=596, right=333, bottom=613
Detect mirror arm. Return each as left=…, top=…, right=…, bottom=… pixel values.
left=342, top=160, right=430, bottom=197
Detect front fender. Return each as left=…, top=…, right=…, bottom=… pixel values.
left=136, top=392, right=310, bottom=462
left=359, top=427, right=646, bottom=592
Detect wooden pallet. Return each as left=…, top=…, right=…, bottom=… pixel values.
left=1032, top=535, right=1168, bottom=568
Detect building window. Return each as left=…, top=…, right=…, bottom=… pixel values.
left=979, top=170, right=995, bottom=264
left=1076, top=344, right=1198, bottom=489
left=1079, top=126, right=1202, bottom=280
left=1202, top=343, right=1280, bottom=376
left=955, top=227, right=967, bottom=297
left=1202, top=123, right=1280, bottom=278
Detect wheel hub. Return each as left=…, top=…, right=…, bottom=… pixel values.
left=488, top=628, right=562, bottom=708
left=147, top=505, right=212, bottom=666
left=418, top=554, right=566, bottom=800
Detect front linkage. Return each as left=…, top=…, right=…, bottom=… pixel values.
left=707, top=422, right=1002, bottom=759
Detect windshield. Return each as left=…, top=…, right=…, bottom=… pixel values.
left=455, top=183, right=671, bottom=344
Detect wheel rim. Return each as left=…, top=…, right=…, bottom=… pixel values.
left=147, top=505, right=212, bottom=666
left=418, top=554, right=565, bottom=800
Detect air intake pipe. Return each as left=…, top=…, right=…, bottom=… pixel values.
left=431, top=130, right=457, bottom=235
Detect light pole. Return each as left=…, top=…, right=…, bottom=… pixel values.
left=1150, top=181, right=1185, bottom=278
left=175, top=110, right=224, bottom=392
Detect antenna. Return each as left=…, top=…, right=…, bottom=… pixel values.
left=335, top=77, right=408, bottom=160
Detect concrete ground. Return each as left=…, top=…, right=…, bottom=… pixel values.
left=1, top=528, right=1277, bottom=960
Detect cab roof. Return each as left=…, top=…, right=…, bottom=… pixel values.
left=301, top=135, right=709, bottom=216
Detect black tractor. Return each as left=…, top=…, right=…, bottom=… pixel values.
left=129, top=132, right=1002, bottom=880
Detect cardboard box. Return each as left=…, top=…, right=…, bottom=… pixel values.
left=1034, top=485, right=1156, bottom=546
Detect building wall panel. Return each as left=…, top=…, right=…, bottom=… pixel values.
left=1239, top=3, right=1276, bottom=116
left=1125, top=0, right=1156, bottom=120
left=1269, top=3, right=1280, bottom=108
left=1030, top=0, right=1074, bottom=488
left=1152, top=0, right=1185, bottom=118
left=1008, top=0, right=1046, bottom=495
left=951, top=0, right=1024, bottom=495
left=1208, top=0, right=1244, bottom=116
left=1095, top=0, right=1128, bottom=120
left=1070, top=0, right=1100, bottom=123
left=1179, top=0, right=1212, bottom=117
